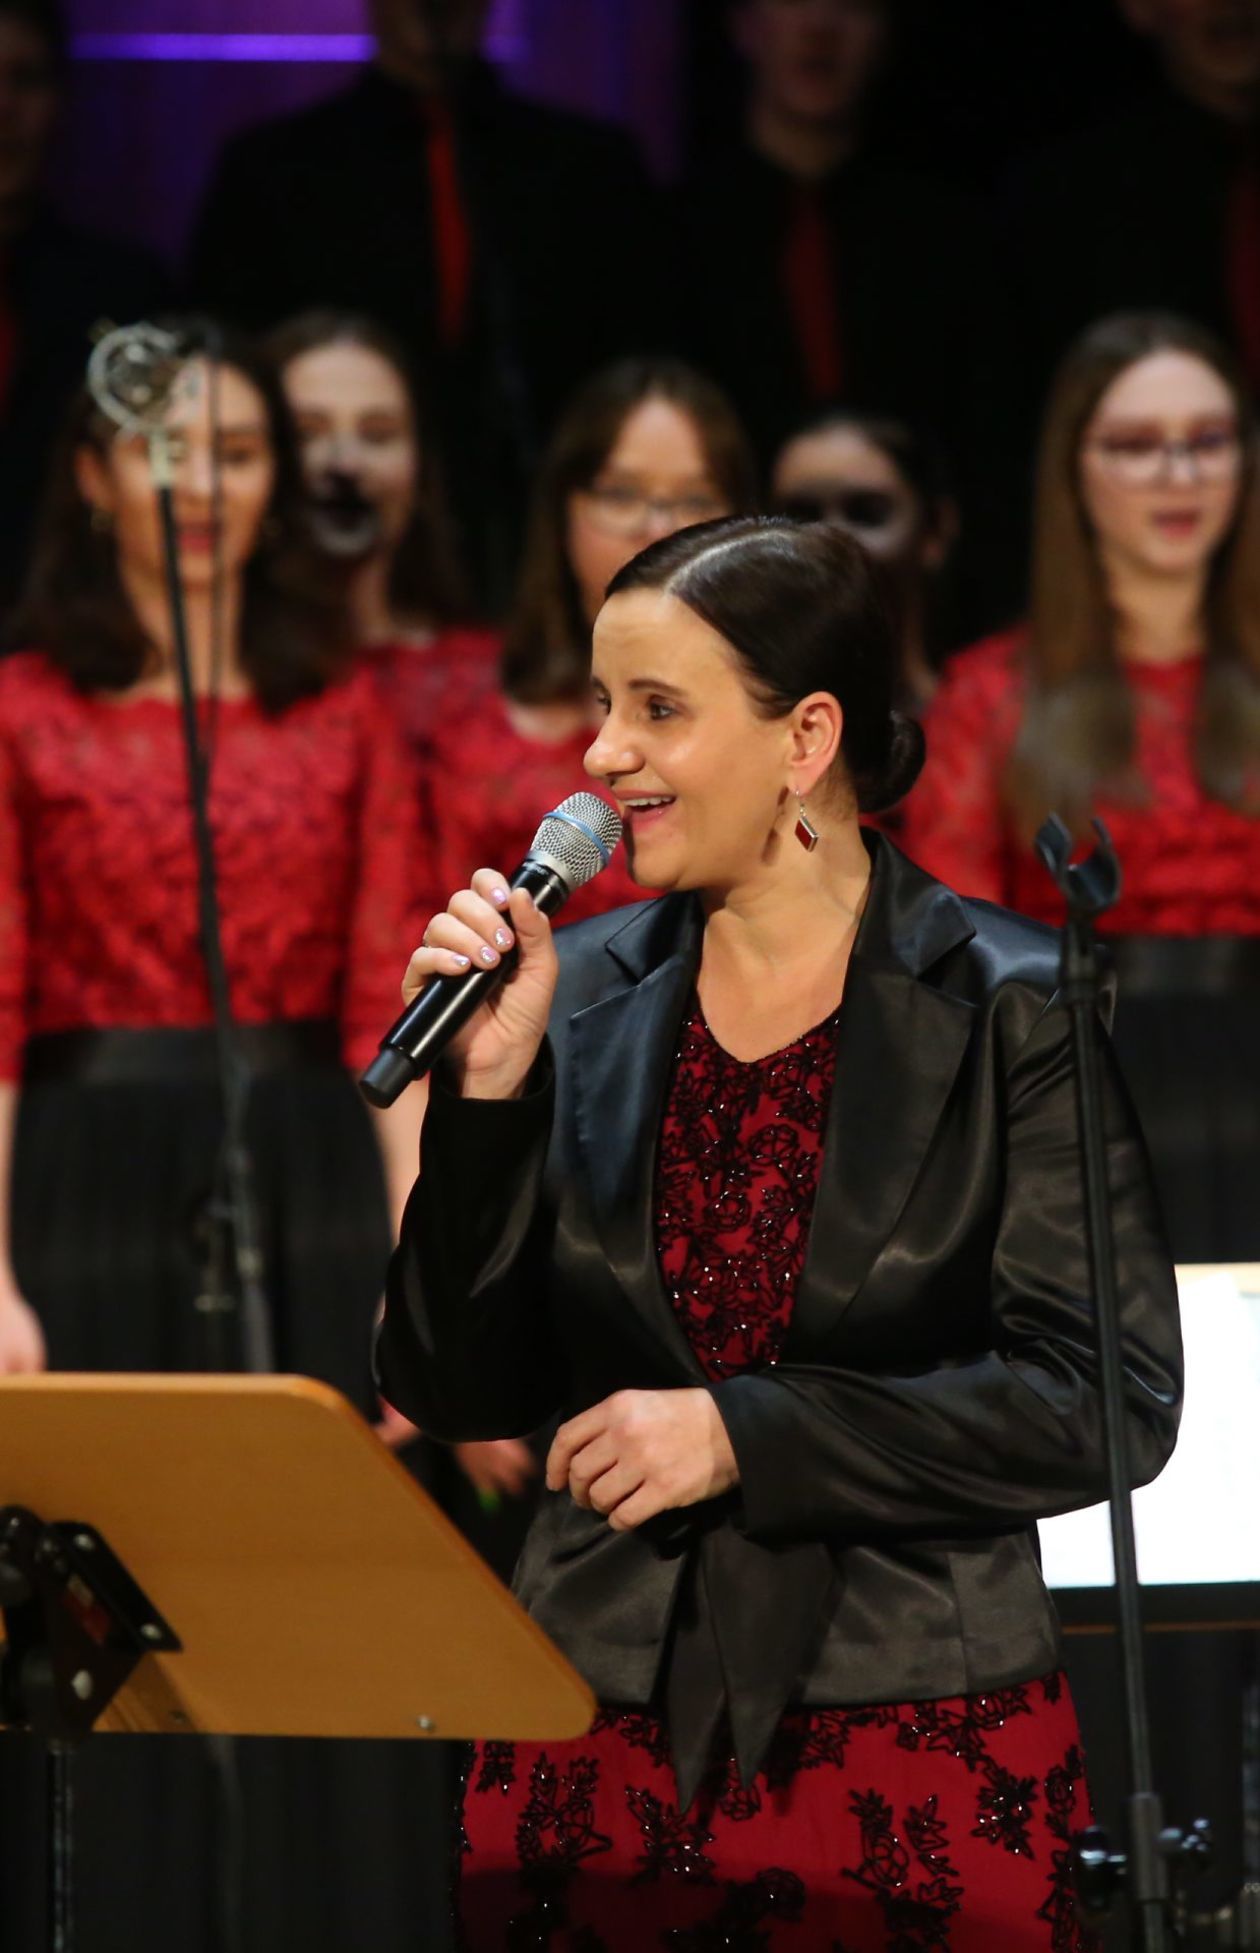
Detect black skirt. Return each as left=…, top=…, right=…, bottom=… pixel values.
left=0, top=1024, right=455, bottom=1953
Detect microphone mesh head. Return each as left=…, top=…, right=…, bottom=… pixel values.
left=528, top=793, right=623, bottom=892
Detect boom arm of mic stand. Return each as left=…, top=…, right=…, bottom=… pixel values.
left=1036, top=815, right=1207, bottom=1948
left=148, top=425, right=273, bottom=1375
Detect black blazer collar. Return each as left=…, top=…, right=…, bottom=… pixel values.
left=595, top=830, right=975, bottom=985
left=569, top=834, right=977, bottom=1365
left=791, top=836, right=977, bottom=1352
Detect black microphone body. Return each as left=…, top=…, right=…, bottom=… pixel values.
left=359, top=857, right=569, bottom=1107
left=361, top=791, right=623, bottom=1108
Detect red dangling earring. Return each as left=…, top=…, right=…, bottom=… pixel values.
left=794, top=792, right=820, bottom=852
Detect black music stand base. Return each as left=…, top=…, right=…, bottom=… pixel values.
left=0, top=1506, right=181, bottom=1953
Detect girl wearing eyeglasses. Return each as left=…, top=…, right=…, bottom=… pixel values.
left=418, top=357, right=757, bottom=943
left=903, top=311, right=1260, bottom=1268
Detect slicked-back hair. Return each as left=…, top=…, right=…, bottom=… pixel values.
left=607, top=514, right=924, bottom=815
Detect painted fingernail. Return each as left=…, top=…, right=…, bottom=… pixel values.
left=494, top=927, right=513, bottom=950
left=491, top=887, right=510, bottom=907
left=479, top=945, right=498, bottom=965
left=452, top=953, right=471, bottom=969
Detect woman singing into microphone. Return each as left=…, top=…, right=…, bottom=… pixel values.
left=378, top=517, right=1182, bottom=1950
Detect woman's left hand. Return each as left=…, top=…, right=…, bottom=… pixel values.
left=546, top=1388, right=739, bottom=1531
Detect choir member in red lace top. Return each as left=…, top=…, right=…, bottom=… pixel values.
left=0, top=321, right=444, bottom=1952
left=274, top=309, right=546, bottom=1499
left=420, top=358, right=757, bottom=930
left=381, top=518, right=1181, bottom=1947
left=271, top=310, right=500, bottom=759
left=903, top=313, right=1260, bottom=1271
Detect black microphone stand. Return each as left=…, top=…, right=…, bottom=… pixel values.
left=147, top=416, right=273, bottom=1380
left=1036, top=815, right=1211, bottom=1949
left=145, top=384, right=268, bottom=1953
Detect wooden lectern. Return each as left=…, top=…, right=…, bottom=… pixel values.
left=0, top=1374, right=595, bottom=1950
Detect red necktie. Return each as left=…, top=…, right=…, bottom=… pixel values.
left=781, top=183, right=844, bottom=401
left=1226, top=140, right=1260, bottom=391
left=423, top=96, right=472, bottom=349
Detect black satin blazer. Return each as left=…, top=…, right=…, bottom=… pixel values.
left=378, top=835, right=1182, bottom=1806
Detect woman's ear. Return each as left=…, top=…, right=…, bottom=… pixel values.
left=788, top=692, right=843, bottom=792
left=74, top=443, right=115, bottom=522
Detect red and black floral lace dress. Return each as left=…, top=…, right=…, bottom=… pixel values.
left=459, top=1001, right=1097, bottom=1952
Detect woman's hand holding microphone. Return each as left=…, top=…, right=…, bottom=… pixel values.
left=402, top=868, right=558, bottom=1101
left=406, top=867, right=738, bottom=1530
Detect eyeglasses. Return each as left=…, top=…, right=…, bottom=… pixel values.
left=578, top=484, right=728, bottom=538
left=1086, top=426, right=1242, bottom=484
left=775, top=488, right=903, bottom=532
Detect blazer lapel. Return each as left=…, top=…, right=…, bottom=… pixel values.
left=788, top=838, right=977, bottom=1354
left=570, top=901, right=705, bottom=1377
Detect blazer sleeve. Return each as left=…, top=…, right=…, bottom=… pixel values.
left=712, top=990, right=1183, bottom=1544
left=374, top=1049, right=564, bottom=1441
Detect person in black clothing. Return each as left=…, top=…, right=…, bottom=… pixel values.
left=1012, top=0, right=1260, bottom=401
left=188, top=0, right=667, bottom=610
left=0, top=0, right=169, bottom=614
left=674, top=0, right=1025, bottom=634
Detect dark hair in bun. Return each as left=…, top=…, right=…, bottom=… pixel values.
left=605, top=514, right=924, bottom=814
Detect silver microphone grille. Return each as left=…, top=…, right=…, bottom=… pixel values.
left=527, top=792, right=623, bottom=893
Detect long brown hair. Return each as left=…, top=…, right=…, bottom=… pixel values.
left=1012, top=311, right=1260, bottom=824
left=501, top=357, right=757, bottom=707
left=264, top=309, right=468, bottom=627
left=12, top=317, right=350, bottom=712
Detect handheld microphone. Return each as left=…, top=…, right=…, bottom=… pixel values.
left=359, top=792, right=623, bottom=1108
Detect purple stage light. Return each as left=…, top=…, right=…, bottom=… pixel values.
left=70, top=27, right=525, bottom=64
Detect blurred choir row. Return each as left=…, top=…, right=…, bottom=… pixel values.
left=0, top=0, right=1253, bottom=1352
left=0, top=1, right=1256, bottom=1941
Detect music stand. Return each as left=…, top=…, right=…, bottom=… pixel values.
left=1044, top=1265, right=1260, bottom=1628
left=0, top=1374, right=595, bottom=1950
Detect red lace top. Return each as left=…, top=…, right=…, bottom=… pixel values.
left=358, top=625, right=500, bottom=761
left=420, top=687, right=646, bottom=927
left=655, top=998, right=840, bottom=1378
left=901, top=629, right=1260, bottom=933
left=0, top=651, right=425, bottom=1080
